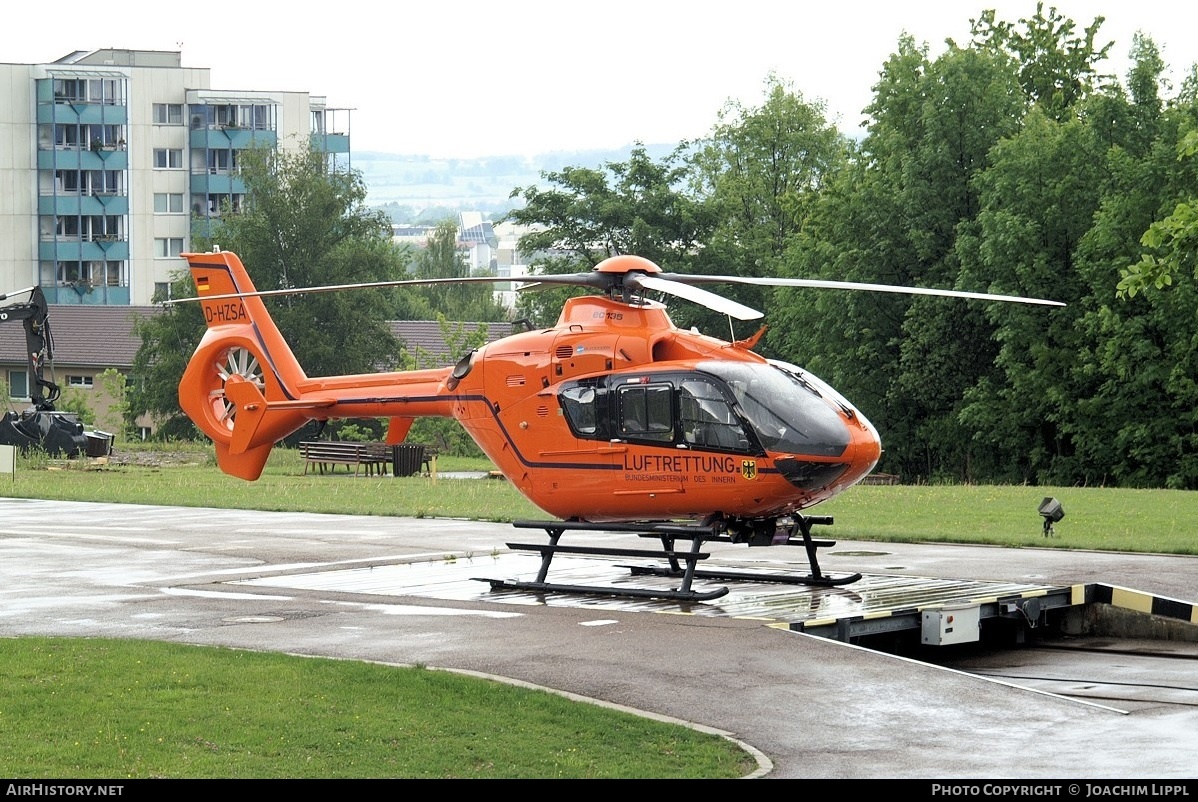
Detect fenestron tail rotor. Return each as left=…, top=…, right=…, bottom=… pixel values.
left=209, top=346, right=266, bottom=432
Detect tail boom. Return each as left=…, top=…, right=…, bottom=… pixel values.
left=178, top=251, right=456, bottom=480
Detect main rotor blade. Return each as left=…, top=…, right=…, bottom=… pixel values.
left=164, top=275, right=537, bottom=304
left=631, top=275, right=764, bottom=320
left=509, top=273, right=612, bottom=292
left=658, top=274, right=1066, bottom=307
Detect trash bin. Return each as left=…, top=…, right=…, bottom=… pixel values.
left=390, top=443, right=426, bottom=477
left=83, top=430, right=114, bottom=457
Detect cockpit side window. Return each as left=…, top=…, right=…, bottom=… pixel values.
left=679, top=378, right=751, bottom=451
left=561, top=374, right=759, bottom=450
left=559, top=385, right=599, bottom=435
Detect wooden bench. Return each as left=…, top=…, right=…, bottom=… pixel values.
left=421, top=446, right=439, bottom=475
left=299, top=441, right=392, bottom=477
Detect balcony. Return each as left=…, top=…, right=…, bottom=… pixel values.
left=38, top=147, right=129, bottom=171
left=189, top=126, right=277, bottom=151
left=39, top=284, right=131, bottom=305
left=189, top=170, right=246, bottom=195
left=37, top=103, right=129, bottom=126
left=311, top=131, right=350, bottom=154
left=38, top=193, right=129, bottom=217
left=39, top=238, right=130, bottom=262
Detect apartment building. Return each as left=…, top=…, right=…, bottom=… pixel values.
left=0, top=48, right=350, bottom=430
left=0, top=47, right=350, bottom=305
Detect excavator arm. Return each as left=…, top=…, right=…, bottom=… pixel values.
left=0, top=286, right=60, bottom=411
left=0, top=286, right=91, bottom=457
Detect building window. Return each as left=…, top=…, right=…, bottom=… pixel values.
left=154, top=193, right=184, bottom=214
left=67, top=375, right=94, bottom=389
left=153, top=103, right=184, bottom=125
left=52, top=125, right=81, bottom=148
left=8, top=370, right=29, bottom=400
left=51, top=169, right=121, bottom=195
left=52, top=216, right=120, bottom=242
left=155, top=238, right=184, bottom=258
left=205, top=149, right=236, bottom=175
left=153, top=282, right=172, bottom=302
left=153, top=149, right=183, bottom=169
left=56, top=262, right=86, bottom=285
left=101, top=261, right=126, bottom=287
left=194, top=193, right=241, bottom=216
left=53, top=79, right=83, bottom=103
left=56, top=216, right=81, bottom=238
left=53, top=78, right=121, bottom=104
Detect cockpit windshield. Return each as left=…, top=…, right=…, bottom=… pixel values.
left=699, top=361, right=850, bottom=457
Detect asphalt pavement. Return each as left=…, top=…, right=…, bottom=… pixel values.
left=2, top=496, right=1196, bottom=780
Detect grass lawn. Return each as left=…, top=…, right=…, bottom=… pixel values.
left=0, top=637, right=753, bottom=779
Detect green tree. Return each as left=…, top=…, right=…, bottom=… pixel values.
left=504, top=144, right=712, bottom=327
left=887, top=45, right=1027, bottom=481
left=955, top=27, right=1189, bottom=486
left=1117, top=128, right=1198, bottom=297
left=54, top=387, right=92, bottom=426
left=968, top=2, right=1114, bottom=120
left=93, top=368, right=131, bottom=441
left=769, top=35, right=932, bottom=445
left=128, top=146, right=407, bottom=436
left=772, top=38, right=1024, bottom=481
left=395, top=219, right=509, bottom=323
left=773, top=6, right=1114, bottom=483
left=956, top=111, right=1107, bottom=483
left=689, top=74, right=850, bottom=335
left=1069, top=52, right=1198, bottom=488
left=199, top=147, right=407, bottom=379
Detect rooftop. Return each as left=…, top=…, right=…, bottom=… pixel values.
left=0, top=305, right=160, bottom=369
left=0, top=306, right=513, bottom=372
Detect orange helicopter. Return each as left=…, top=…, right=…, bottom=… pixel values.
left=175, top=249, right=1063, bottom=601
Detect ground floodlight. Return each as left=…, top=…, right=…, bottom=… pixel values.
left=1038, top=497, right=1064, bottom=537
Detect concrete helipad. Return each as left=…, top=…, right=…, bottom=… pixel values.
left=3, top=497, right=1197, bottom=779
left=233, top=549, right=1079, bottom=629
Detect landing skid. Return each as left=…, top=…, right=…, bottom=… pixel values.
left=476, top=515, right=860, bottom=602
left=623, top=564, right=862, bottom=588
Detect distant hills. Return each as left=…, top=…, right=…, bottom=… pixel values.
left=355, top=144, right=677, bottom=220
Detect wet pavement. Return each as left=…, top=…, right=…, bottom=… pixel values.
left=2, top=497, right=1196, bottom=779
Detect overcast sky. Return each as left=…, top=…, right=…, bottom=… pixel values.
left=5, top=1, right=1197, bottom=158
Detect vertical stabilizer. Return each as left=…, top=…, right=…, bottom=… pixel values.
left=177, top=251, right=313, bottom=480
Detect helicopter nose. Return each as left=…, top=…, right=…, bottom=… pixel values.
left=843, top=418, right=882, bottom=483
left=774, top=414, right=880, bottom=493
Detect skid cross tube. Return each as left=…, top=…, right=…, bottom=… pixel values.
left=477, top=520, right=729, bottom=602
left=684, top=514, right=862, bottom=586
left=477, top=515, right=861, bottom=601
